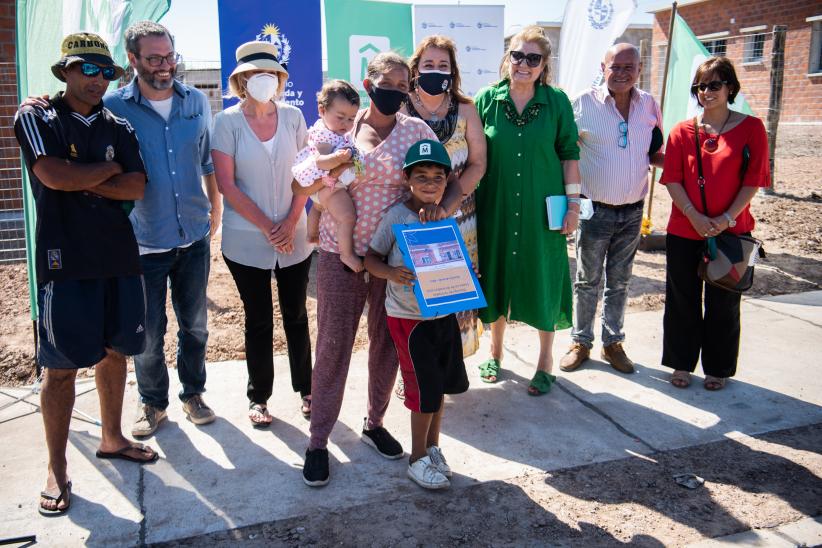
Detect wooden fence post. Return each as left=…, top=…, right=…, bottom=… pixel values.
left=765, top=25, right=787, bottom=194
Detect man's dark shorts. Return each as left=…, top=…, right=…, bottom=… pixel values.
left=37, top=276, right=146, bottom=369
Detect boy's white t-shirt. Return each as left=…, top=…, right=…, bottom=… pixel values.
left=369, top=202, right=429, bottom=320
left=147, top=97, right=173, bottom=121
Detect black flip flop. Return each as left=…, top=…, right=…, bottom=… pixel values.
left=96, top=443, right=159, bottom=464
left=38, top=480, right=72, bottom=516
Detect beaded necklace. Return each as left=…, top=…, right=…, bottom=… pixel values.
left=503, top=97, right=541, bottom=127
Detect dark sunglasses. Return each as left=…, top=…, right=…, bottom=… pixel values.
left=79, top=62, right=118, bottom=81
left=691, top=80, right=728, bottom=93
left=509, top=50, right=543, bottom=68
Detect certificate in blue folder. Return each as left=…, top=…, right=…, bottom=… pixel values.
left=546, top=195, right=567, bottom=230
left=392, top=218, right=486, bottom=318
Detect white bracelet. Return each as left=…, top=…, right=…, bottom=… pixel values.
left=564, top=183, right=581, bottom=195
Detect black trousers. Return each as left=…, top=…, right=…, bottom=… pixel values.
left=224, top=253, right=313, bottom=403
left=662, top=234, right=741, bottom=378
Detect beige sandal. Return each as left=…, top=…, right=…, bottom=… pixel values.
left=670, top=370, right=691, bottom=389
left=249, top=404, right=272, bottom=428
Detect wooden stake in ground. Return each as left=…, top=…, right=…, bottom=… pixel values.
left=639, top=1, right=677, bottom=251
left=765, top=25, right=787, bottom=195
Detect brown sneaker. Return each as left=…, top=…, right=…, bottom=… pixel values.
left=559, top=343, right=590, bottom=372
left=602, top=343, right=635, bottom=374
left=182, top=395, right=216, bottom=425
left=131, top=404, right=167, bottom=438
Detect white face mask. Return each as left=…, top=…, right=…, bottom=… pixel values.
left=246, top=73, right=279, bottom=103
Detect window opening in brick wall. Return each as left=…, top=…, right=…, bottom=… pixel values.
left=743, top=33, right=766, bottom=63
left=811, top=21, right=822, bottom=74
left=701, top=39, right=727, bottom=56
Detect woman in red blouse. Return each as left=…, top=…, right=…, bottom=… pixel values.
left=659, top=57, right=769, bottom=391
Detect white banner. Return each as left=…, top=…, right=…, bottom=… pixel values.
left=413, top=4, right=504, bottom=97
left=557, top=0, right=636, bottom=99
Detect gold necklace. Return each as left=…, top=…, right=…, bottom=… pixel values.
left=414, top=91, right=449, bottom=122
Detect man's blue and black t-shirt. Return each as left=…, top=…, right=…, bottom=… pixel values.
left=14, top=92, right=146, bottom=284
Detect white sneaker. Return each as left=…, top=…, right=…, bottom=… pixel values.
left=426, top=445, right=452, bottom=478
left=407, top=456, right=450, bottom=490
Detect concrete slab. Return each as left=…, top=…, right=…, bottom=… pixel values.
left=750, top=290, right=822, bottom=327
left=1, top=291, right=820, bottom=546
left=686, top=516, right=822, bottom=547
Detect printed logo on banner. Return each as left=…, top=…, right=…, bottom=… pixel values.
left=256, top=23, right=291, bottom=67
left=349, top=35, right=390, bottom=90
left=588, top=0, right=614, bottom=30
left=420, top=22, right=443, bottom=29
left=476, top=22, right=498, bottom=29
left=449, top=21, right=470, bottom=29
left=465, top=46, right=486, bottom=52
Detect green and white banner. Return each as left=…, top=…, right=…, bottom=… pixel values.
left=15, top=0, right=170, bottom=319
left=324, top=0, right=414, bottom=107
left=662, top=13, right=753, bottom=139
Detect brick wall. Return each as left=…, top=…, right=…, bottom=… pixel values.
left=0, top=0, right=26, bottom=261
left=651, top=0, right=822, bottom=124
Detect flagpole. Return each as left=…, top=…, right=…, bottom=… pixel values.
left=642, top=1, right=677, bottom=240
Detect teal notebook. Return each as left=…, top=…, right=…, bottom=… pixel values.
left=546, top=195, right=567, bottom=230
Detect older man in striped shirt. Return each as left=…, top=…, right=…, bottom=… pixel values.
left=560, top=43, right=665, bottom=374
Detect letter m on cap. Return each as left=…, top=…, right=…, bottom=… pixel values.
left=420, top=143, right=431, bottom=155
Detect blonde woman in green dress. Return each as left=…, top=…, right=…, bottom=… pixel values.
left=474, top=26, right=581, bottom=396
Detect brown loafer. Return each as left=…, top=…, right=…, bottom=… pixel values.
left=559, top=343, right=590, bottom=372
left=601, top=342, right=635, bottom=374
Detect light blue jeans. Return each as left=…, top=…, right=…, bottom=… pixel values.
left=571, top=201, right=643, bottom=348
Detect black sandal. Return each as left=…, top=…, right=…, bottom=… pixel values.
left=39, top=480, right=72, bottom=516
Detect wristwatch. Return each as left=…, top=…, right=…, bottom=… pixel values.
left=723, top=212, right=737, bottom=228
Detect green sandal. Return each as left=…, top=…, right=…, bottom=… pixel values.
left=528, top=370, right=556, bottom=396
left=478, top=358, right=501, bottom=383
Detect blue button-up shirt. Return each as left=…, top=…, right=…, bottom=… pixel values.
left=104, top=78, right=214, bottom=249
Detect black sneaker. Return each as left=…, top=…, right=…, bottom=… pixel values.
left=361, top=418, right=404, bottom=459
left=303, top=448, right=330, bottom=487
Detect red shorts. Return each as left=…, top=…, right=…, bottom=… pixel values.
left=386, top=314, right=468, bottom=413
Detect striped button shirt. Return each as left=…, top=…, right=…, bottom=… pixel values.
left=573, top=84, right=662, bottom=205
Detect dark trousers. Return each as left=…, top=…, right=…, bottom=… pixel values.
left=224, top=254, right=313, bottom=403
left=662, top=234, right=741, bottom=377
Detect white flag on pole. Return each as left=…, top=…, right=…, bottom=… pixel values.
left=557, top=0, right=636, bottom=99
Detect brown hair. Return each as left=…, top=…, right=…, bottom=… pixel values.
left=500, top=25, right=552, bottom=86
left=408, top=35, right=471, bottom=104
left=316, top=79, right=360, bottom=109
left=690, top=56, right=741, bottom=105
left=365, top=51, right=410, bottom=83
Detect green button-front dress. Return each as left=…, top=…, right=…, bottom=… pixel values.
left=474, top=80, right=580, bottom=332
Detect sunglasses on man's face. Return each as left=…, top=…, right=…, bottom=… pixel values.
left=79, top=62, right=118, bottom=81
left=691, top=80, right=728, bottom=93
left=509, top=50, right=543, bottom=68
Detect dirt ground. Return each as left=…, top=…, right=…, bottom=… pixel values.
left=1, top=126, right=820, bottom=386
left=157, top=423, right=822, bottom=547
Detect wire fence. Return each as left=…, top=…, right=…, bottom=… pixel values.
left=0, top=62, right=25, bottom=264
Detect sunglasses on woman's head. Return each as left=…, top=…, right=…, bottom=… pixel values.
left=509, top=50, right=543, bottom=68
left=691, top=80, right=728, bottom=93
left=79, top=62, right=118, bottom=81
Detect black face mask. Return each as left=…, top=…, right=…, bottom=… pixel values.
left=417, top=71, right=451, bottom=96
left=367, top=84, right=407, bottom=115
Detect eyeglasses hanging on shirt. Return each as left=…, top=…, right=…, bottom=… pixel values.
left=618, top=121, right=628, bottom=149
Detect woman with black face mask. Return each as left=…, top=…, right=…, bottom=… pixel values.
left=295, top=51, right=464, bottom=487
left=389, top=36, right=487, bottom=402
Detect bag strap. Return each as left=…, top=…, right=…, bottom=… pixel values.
left=692, top=117, right=709, bottom=215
